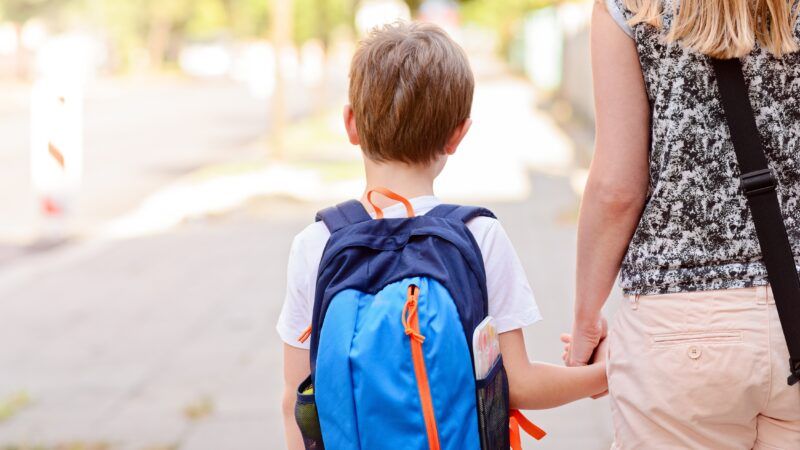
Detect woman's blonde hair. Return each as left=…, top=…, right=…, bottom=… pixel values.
left=623, top=0, right=800, bottom=58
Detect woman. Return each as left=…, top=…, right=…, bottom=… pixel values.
left=568, top=0, right=800, bottom=448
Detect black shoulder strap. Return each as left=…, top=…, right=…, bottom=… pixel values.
left=711, top=57, right=800, bottom=385
left=315, top=200, right=371, bottom=233
left=426, top=204, right=496, bottom=223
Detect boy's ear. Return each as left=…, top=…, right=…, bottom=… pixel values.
left=343, top=105, right=360, bottom=146
left=444, top=118, right=472, bottom=156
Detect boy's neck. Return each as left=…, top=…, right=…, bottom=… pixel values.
left=361, top=158, right=438, bottom=208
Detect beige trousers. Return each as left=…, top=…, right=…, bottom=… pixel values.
left=608, top=286, right=800, bottom=449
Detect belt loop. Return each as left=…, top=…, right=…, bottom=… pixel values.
left=757, top=285, right=768, bottom=305
left=631, top=294, right=640, bottom=311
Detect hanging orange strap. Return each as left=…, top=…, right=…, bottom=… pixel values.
left=366, top=187, right=415, bottom=219
left=510, top=409, right=546, bottom=450
left=298, top=324, right=312, bottom=344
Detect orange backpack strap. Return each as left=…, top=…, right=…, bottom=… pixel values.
left=510, top=409, right=546, bottom=450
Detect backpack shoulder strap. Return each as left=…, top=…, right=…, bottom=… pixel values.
left=427, top=204, right=496, bottom=223
left=711, top=57, right=800, bottom=385
left=315, top=200, right=371, bottom=233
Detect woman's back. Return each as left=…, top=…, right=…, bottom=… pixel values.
left=609, top=0, right=800, bottom=295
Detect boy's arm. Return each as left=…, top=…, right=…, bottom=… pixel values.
left=500, top=329, right=607, bottom=410
left=282, top=344, right=310, bottom=450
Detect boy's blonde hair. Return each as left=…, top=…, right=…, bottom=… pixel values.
left=621, top=0, right=799, bottom=58
left=349, top=22, right=474, bottom=165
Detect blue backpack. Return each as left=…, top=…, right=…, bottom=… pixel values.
left=294, top=192, right=544, bottom=450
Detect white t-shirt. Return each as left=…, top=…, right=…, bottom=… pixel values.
left=277, top=196, right=542, bottom=349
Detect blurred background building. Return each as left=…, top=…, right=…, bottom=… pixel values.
left=0, top=1, right=614, bottom=449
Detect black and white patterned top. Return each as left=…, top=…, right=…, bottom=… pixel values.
left=607, top=0, right=800, bottom=295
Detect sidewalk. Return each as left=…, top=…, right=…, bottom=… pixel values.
left=0, top=66, right=615, bottom=449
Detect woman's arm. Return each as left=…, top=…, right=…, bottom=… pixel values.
left=282, top=344, right=310, bottom=450
left=568, top=1, right=651, bottom=366
left=501, top=329, right=607, bottom=409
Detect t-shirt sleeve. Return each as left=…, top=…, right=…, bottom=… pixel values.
left=469, top=218, right=543, bottom=333
left=276, top=233, right=315, bottom=350
left=605, top=0, right=634, bottom=38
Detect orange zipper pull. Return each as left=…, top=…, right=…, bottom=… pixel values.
left=402, top=286, right=425, bottom=343
left=403, top=284, right=439, bottom=450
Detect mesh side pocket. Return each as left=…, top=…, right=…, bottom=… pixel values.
left=476, top=356, right=510, bottom=450
left=295, top=375, right=325, bottom=450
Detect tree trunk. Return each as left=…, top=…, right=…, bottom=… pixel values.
left=270, top=0, right=293, bottom=160
left=314, top=4, right=330, bottom=117
left=147, top=19, right=171, bottom=71
left=13, top=23, right=27, bottom=80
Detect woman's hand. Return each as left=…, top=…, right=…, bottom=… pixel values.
left=561, top=331, right=610, bottom=399
left=565, top=317, right=607, bottom=367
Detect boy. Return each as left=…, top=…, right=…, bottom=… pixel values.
left=278, top=22, right=607, bottom=449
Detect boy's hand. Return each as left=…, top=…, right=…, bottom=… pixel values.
left=560, top=333, right=572, bottom=365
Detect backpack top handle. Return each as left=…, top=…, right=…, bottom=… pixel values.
left=366, top=187, right=416, bottom=219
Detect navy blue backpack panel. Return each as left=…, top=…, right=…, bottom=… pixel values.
left=295, top=200, right=511, bottom=450
left=309, top=203, right=494, bottom=373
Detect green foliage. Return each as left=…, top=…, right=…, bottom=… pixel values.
left=459, top=0, right=557, bottom=28
left=1, top=0, right=562, bottom=70
left=0, top=391, right=30, bottom=422
left=294, top=0, right=355, bottom=45
left=459, top=0, right=559, bottom=53
left=185, top=0, right=229, bottom=38
left=0, top=0, right=73, bottom=23
left=226, top=0, right=270, bottom=38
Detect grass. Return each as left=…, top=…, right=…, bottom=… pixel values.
left=182, top=395, right=214, bottom=421
left=0, top=391, right=31, bottom=423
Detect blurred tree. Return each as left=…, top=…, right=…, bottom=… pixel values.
left=293, top=0, right=354, bottom=48
left=0, top=0, right=71, bottom=23
left=271, top=0, right=292, bottom=160
left=184, top=0, right=229, bottom=38
left=458, top=0, right=558, bottom=53
left=0, top=0, right=73, bottom=78
left=87, top=0, right=193, bottom=70
left=86, top=0, right=354, bottom=70
left=459, top=0, right=556, bottom=28
left=404, top=0, right=424, bottom=12
left=224, top=0, right=270, bottom=38
left=145, top=0, right=193, bottom=69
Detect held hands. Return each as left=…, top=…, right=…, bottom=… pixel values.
left=561, top=319, right=609, bottom=400
left=560, top=333, right=608, bottom=365
left=565, top=317, right=608, bottom=367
